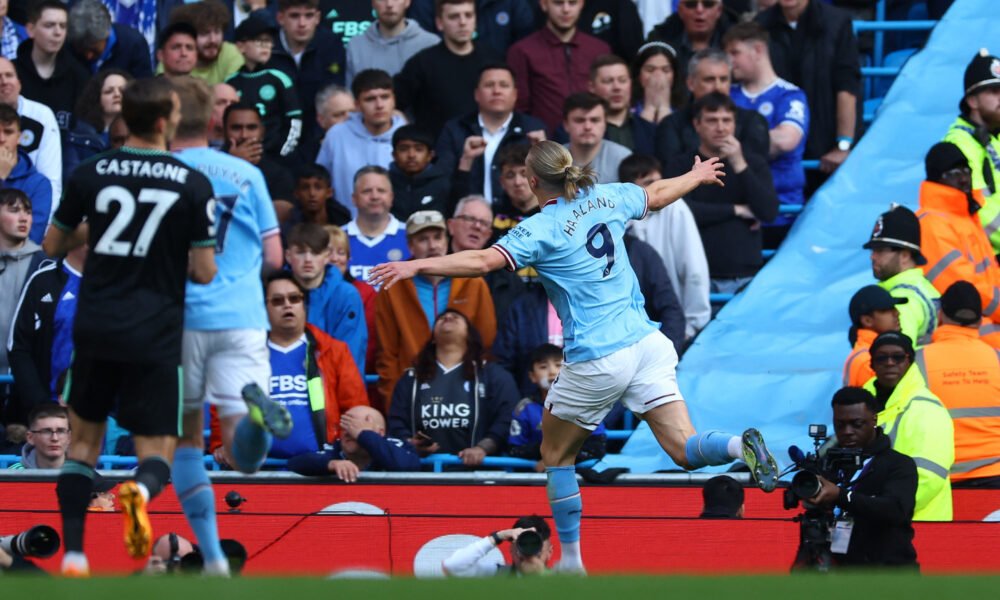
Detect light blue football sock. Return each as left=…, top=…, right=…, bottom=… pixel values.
left=546, top=466, right=582, bottom=543
left=171, top=447, right=225, bottom=564
left=685, top=430, right=737, bottom=469
left=232, top=416, right=272, bottom=474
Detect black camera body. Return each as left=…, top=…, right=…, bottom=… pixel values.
left=0, top=525, right=60, bottom=558
left=784, top=425, right=867, bottom=572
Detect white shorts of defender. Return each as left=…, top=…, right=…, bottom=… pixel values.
left=544, top=331, right=683, bottom=431
left=182, top=329, right=270, bottom=418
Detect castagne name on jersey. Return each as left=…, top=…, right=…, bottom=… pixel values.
left=95, top=158, right=190, bottom=184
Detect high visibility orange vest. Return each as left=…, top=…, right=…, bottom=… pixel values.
left=843, top=328, right=876, bottom=387
left=915, top=324, right=1000, bottom=481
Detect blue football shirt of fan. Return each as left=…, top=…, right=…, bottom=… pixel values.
left=267, top=338, right=318, bottom=459
left=176, top=147, right=279, bottom=330
left=493, top=183, right=658, bottom=363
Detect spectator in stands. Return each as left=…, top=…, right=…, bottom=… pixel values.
left=681, top=92, right=777, bottom=293
left=156, top=22, right=198, bottom=78
left=107, top=114, right=128, bottom=149
left=646, top=0, right=734, bottom=83
left=0, top=105, right=52, bottom=244
left=283, top=165, right=351, bottom=236
left=800, top=387, right=918, bottom=568
left=257, top=272, right=367, bottom=461
left=297, top=84, right=353, bottom=163
left=223, top=102, right=296, bottom=219
left=406, top=0, right=535, bottom=58
left=376, top=210, right=496, bottom=401
left=388, top=308, right=515, bottom=463
left=345, top=0, right=439, bottom=89
left=491, top=144, right=538, bottom=239
left=209, top=83, right=238, bottom=148
left=6, top=404, right=69, bottom=470
left=285, top=223, right=368, bottom=374
left=325, top=224, right=378, bottom=403
left=436, top=63, right=546, bottom=207
left=915, top=281, right=1000, bottom=487
left=73, top=68, right=130, bottom=136
left=578, top=0, right=643, bottom=62
left=0, top=57, right=61, bottom=201
left=442, top=515, right=553, bottom=576
left=167, top=1, right=244, bottom=85
left=8, top=241, right=85, bottom=426
left=724, top=22, right=808, bottom=249
left=344, top=165, right=411, bottom=283
left=654, top=48, right=769, bottom=177
left=622, top=154, right=710, bottom=343
left=506, top=0, right=610, bottom=133
left=863, top=205, right=939, bottom=347
left=625, top=232, right=685, bottom=353
left=229, top=15, right=303, bottom=162
left=268, top=0, right=346, bottom=134
left=756, top=0, right=860, bottom=180
left=388, top=125, right=453, bottom=221
left=843, top=285, right=905, bottom=389
left=632, top=42, right=686, bottom=126
left=317, top=69, right=405, bottom=214
left=509, top=343, right=606, bottom=470
left=943, top=50, right=1000, bottom=254
left=0, top=0, right=27, bottom=61
left=588, top=54, right=655, bottom=155
left=493, top=283, right=554, bottom=396
left=563, top=92, right=631, bottom=183
left=287, top=405, right=420, bottom=477
left=67, top=0, right=152, bottom=78
left=395, top=0, right=498, bottom=138
left=699, top=474, right=744, bottom=518
left=865, top=331, right=954, bottom=521
left=14, top=1, right=89, bottom=134
left=918, top=143, right=1000, bottom=325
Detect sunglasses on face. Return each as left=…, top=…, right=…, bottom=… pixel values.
left=872, top=352, right=909, bottom=365
left=680, top=0, right=720, bottom=9
left=268, top=293, right=304, bottom=307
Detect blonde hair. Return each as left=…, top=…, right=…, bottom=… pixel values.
left=323, top=224, right=349, bottom=258
left=527, top=140, right=598, bottom=200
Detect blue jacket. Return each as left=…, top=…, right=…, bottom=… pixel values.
left=306, top=264, right=368, bottom=374
left=407, top=0, right=535, bottom=56
left=72, top=24, right=153, bottom=79
left=62, top=121, right=108, bottom=183
left=286, top=430, right=421, bottom=474
left=3, top=151, right=53, bottom=244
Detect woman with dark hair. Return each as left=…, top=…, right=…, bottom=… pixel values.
left=74, top=68, right=132, bottom=133
left=388, top=309, right=518, bottom=466
left=632, top=42, right=686, bottom=125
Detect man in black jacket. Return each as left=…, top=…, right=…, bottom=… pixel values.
left=805, top=387, right=919, bottom=569
left=646, top=0, right=735, bottom=82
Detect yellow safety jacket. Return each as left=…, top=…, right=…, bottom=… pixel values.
left=865, top=366, right=954, bottom=521
left=943, top=116, right=1000, bottom=252
left=878, top=268, right=940, bottom=346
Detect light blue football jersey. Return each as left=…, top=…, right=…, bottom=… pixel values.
left=494, top=183, right=658, bottom=362
left=177, top=147, right=279, bottom=330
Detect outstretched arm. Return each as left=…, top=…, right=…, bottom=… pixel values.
left=645, top=155, right=725, bottom=212
left=369, top=248, right=507, bottom=290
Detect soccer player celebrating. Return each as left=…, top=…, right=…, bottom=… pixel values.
left=370, top=140, right=778, bottom=573
left=42, top=77, right=217, bottom=575
left=169, top=75, right=288, bottom=575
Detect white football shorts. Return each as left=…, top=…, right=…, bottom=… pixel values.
left=182, top=328, right=270, bottom=418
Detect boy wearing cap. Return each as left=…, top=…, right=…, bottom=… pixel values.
left=388, top=125, right=454, bottom=221
left=943, top=49, right=1000, bottom=252
left=914, top=280, right=1000, bottom=486
left=227, top=15, right=303, bottom=161
left=374, top=209, right=495, bottom=402
left=917, top=142, right=1000, bottom=335
left=864, top=331, right=954, bottom=521
left=843, top=285, right=906, bottom=388
left=863, top=204, right=940, bottom=346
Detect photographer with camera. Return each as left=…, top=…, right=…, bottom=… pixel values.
left=1, top=525, right=59, bottom=574
left=790, top=387, right=918, bottom=569
left=442, top=515, right=553, bottom=576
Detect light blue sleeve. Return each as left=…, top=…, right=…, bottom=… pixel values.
left=493, top=216, right=547, bottom=270
left=779, top=89, right=810, bottom=134
left=615, top=182, right=650, bottom=221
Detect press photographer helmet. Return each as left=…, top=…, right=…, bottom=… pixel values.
left=0, top=525, right=60, bottom=558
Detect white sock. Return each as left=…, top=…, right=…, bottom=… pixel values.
left=559, top=540, right=583, bottom=569
left=137, top=482, right=150, bottom=502
left=727, top=436, right=742, bottom=460
left=203, top=558, right=231, bottom=577
left=61, top=551, right=89, bottom=570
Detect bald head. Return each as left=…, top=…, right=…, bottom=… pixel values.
left=344, top=405, right=385, bottom=432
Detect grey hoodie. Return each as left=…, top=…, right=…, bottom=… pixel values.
left=345, top=19, right=439, bottom=89
left=1, top=240, right=43, bottom=372
left=8, top=443, right=38, bottom=469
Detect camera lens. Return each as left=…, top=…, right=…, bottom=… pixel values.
left=790, top=471, right=822, bottom=500
left=514, top=530, right=543, bottom=558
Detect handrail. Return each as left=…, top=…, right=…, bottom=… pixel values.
left=853, top=20, right=936, bottom=33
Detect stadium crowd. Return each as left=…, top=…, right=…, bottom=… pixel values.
left=1, top=0, right=998, bottom=522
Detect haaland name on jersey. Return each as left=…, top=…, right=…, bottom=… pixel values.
left=561, top=196, right=616, bottom=235
left=95, top=158, right=190, bottom=183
